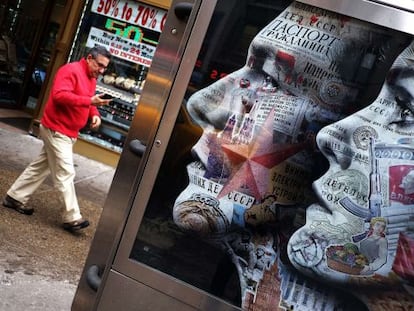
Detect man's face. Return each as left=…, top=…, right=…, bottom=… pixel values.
left=288, top=42, right=414, bottom=286
left=372, top=221, right=385, bottom=235
left=174, top=2, right=407, bottom=236
left=86, top=54, right=110, bottom=78
left=401, top=172, right=414, bottom=190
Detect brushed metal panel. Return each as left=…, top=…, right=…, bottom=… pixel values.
left=297, top=0, right=414, bottom=35
left=97, top=270, right=197, bottom=311
left=110, top=263, right=241, bottom=310
left=108, top=1, right=240, bottom=310
left=72, top=0, right=203, bottom=310
left=372, top=0, right=414, bottom=12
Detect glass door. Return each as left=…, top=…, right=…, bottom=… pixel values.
left=74, top=0, right=414, bottom=310
left=0, top=0, right=66, bottom=110
left=68, top=0, right=168, bottom=153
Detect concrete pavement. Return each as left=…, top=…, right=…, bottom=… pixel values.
left=0, top=126, right=115, bottom=311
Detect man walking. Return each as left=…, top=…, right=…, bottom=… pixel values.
left=3, top=45, right=112, bottom=232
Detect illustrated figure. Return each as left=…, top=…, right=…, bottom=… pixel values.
left=172, top=1, right=411, bottom=309
left=360, top=217, right=388, bottom=274
left=400, top=170, right=414, bottom=195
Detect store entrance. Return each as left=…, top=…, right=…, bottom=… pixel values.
left=0, top=0, right=68, bottom=117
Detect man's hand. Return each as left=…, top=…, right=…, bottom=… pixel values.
left=91, top=93, right=112, bottom=106
left=90, top=115, right=101, bottom=129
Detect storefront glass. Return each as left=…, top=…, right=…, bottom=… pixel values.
left=0, top=0, right=66, bottom=110
left=69, top=0, right=168, bottom=152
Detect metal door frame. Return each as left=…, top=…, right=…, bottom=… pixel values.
left=108, top=0, right=239, bottom=308
left=72, top=0, right=239, bottom=310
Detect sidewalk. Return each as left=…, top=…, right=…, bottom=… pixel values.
left=0, top=125, right=115, bottom=310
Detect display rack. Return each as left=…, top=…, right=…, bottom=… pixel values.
left=68, top=0, right=167, bottom=157
left=79, top=76, right=143, bottom=153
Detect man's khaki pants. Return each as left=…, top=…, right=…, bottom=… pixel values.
left=7, top=124, right=81, bottom=223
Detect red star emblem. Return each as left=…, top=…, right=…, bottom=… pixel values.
left=219, top=109, right=307, bottom=200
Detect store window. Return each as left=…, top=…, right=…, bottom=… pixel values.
left=68, top=0, right=168, bottom=153
left=0, top=0, right=66, bottom=110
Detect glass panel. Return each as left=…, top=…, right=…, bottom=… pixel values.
left=130, top=0, right=412, bottom=309
left=25, top=13, right=63, bottom=110
left=69, top=0, right=168, bottom=152
left=0, top=0, right=65, bottom=109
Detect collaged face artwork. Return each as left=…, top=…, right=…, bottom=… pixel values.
left=288, top=42, right=414, bottom=289
left=171, top=1, right=411, bottom=309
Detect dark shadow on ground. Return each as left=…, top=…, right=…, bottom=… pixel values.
left=0, top=117, right=31, bottom=131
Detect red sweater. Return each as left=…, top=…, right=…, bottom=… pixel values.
left=41, top=58, right=100, bottom=138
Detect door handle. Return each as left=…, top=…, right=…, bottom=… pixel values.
left=129, top=139, right=147, bottom=156
left=86, top=264, right=102, bottom=291
left=174, top=2, right=193, bottom=20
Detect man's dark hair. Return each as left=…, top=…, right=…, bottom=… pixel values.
left=88, top=45, right=112, bottom=60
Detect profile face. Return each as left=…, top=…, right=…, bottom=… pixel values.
left=173, top=2, right=407, bottom=236
left=400, top=170, right=414, bottom=194
left=288, top=41, right=414, bottom=285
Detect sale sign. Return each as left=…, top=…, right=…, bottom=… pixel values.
left=86, top=26, right=155, bottom=66
left=91, top=0, right=168, bottom=33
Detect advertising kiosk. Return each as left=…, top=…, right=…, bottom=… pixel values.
left=72, top=0, right=414, bottom=310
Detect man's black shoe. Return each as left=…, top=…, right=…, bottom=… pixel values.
left=3, top=195, right=34, bottom=215
left=63, top=219, right=90, bottom=232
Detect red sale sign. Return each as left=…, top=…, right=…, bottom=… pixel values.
left=91, top=0, right=168, bottom=33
